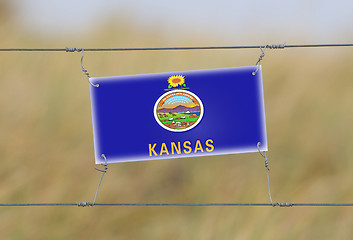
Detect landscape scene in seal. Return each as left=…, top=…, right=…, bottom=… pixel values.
left=156, top=93, right=201, bottom=130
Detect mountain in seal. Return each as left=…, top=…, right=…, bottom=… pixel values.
left=157, top=105, right=200, bottom=113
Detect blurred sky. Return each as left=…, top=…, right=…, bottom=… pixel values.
left=9, top=0, right=353, bottom=43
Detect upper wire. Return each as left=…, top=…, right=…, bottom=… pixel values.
left=1, top=43, right=353, bottom=52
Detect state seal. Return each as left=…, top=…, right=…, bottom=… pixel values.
left=154, top=75, right=204, bottom=132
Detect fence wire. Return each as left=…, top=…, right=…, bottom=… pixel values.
left=0, top=43, right=353, bottom=52
left=1, top=42, right=353, bottom=207
left=1, top=202, right=353, bottom=207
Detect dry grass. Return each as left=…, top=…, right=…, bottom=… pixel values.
left=1, top=21, right=353, bottom=239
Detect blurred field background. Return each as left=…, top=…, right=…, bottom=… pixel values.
left=1, top=1, right=353, bottom=239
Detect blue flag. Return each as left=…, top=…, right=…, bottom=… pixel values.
left=90, top=66, right=267, bottom=164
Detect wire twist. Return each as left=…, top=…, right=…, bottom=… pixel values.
left=252, top=43, right=285, bottom=75
left=266, top=43, right=286, bottom=49
left=76, top=202, right=92, bottom=207
left=65, top=47, right=82, bottom=52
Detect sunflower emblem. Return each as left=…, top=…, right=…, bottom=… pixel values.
left=167, top=75, right=187, bottom=90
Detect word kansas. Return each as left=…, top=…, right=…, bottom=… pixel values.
left=149, top=139, right=214, bottom=156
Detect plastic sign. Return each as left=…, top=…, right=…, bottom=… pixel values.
left=90, top=66, right=267, bottom=164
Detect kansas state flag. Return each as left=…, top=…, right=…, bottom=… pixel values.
left=90, top=66, right=267, bottom=164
